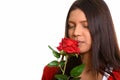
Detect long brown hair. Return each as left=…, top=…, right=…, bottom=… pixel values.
left=65, top=0, right=120, bottom=76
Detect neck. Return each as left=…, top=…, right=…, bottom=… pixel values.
left=80, top=53, right=103, bottom=80
left=81, top=52, right=92, bottom=72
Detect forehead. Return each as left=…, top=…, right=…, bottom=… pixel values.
left=68, top=9, right=87, bottom=22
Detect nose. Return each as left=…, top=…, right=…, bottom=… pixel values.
left=73, top=25, right=83, bottom=37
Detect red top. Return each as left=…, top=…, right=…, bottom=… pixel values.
left=41, top=66, right=59, bottom=80
left=108, top=70, right=120, bottom=80
left=42, top=66, right=120, bottom=80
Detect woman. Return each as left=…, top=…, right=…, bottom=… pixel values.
left=42, top=0, right=120, bottom=80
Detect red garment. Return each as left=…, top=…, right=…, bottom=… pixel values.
left=108, top=70, right=120, bottom=80
left=42, top=65, right=59, bottom=80
left=42, top=66, right=120, bottom=80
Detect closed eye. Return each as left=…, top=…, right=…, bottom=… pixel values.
left=68, top=25, right=75, bottom=29
left=68, top=22, right=75, bottom=29
left=83, top=25, right=88, bottom=28
left=81, top=21, right=88, bottom=28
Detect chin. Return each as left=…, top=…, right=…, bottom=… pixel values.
left=80, top=50, right=90, bottom=54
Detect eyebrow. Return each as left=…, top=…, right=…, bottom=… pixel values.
left=68, top=20, right=88, bottom=24
left=80, top=20, right=87, bottom=23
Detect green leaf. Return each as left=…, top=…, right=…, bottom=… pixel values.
left=59, top=61, right=65, bottom=67
left=70, top=64, right=85, bottom=77
left=68, top=54, right=78, bottom=58
left=48, top=45, right=60, bottom=58
left=48, top=60, right=59, bottom=67
left=55, top=74, right=68, bottom=80
left=53, top=50, right=60, bottom=58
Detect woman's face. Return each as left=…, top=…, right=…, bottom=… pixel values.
left=68, top=9, right=92, bottom=53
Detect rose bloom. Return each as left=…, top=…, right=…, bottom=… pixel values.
left=57, top=38, right=80, bottom=54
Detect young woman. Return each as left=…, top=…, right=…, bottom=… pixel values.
left=42, top=0, right=120, bottom=80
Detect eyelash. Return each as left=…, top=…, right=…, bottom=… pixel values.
left=68, top=25, right=88, bottom=29
left=83, top=26, right=88, bottom=28
left=68, top=25, right=75, bottom=29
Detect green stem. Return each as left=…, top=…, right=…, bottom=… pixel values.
left=63, top=55, right=68, bottom=75
left=59, top=55, right=64, bottom=73
left=59, top=65, right=64, bottom=73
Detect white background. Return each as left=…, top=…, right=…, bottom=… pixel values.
left=0, top=0, right=120, bottom=80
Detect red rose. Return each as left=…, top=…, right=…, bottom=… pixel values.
left=57, top=38, right=80, bottom=54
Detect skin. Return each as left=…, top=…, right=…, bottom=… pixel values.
left=68, top=9, right=91, bottom=54
left=68, top=9, right=103, bottom=80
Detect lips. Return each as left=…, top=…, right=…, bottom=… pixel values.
left=77, top=40, right=85, bottom=43
left=77, top=41, right=85, bottom=46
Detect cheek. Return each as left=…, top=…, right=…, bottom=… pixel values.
left=86, top=31, right=92, bottom=42
left=68, top=30, right=74, bottom=38
left=85, top=31, right=92, bottom=46
left=87, top=35, right=92, bottom=48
